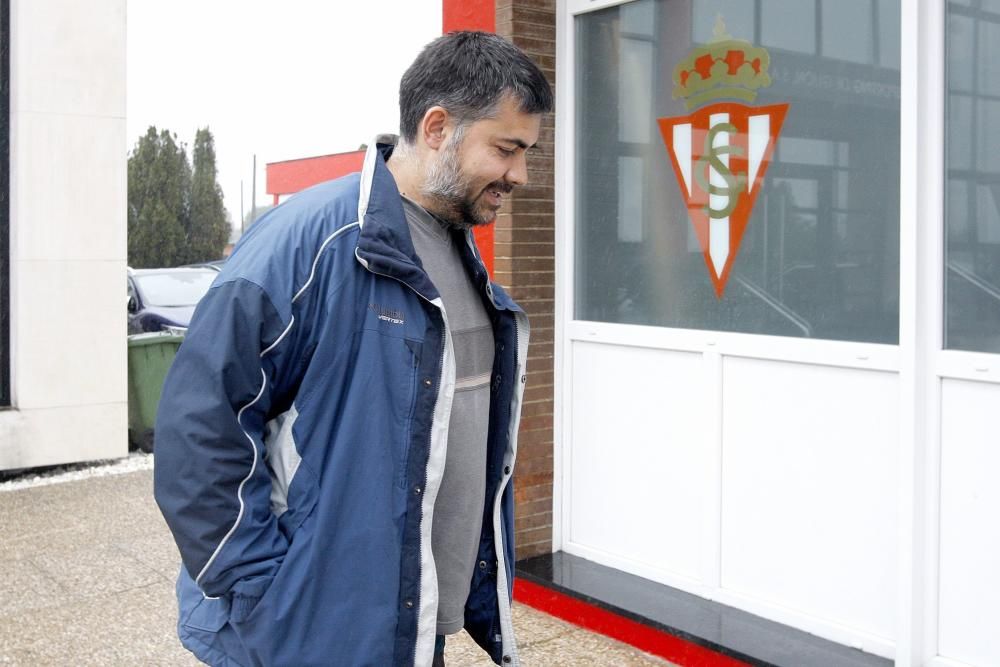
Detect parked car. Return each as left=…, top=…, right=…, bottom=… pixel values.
left=127, top=267, right=218, bottom=334
left=181, top=259, right=226, bottom=272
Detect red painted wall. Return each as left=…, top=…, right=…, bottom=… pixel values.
left=443, top=0, right=495, bottom=32
left=443, top=0, right=496, bottom=273
left=266, top=151, right=365, bottom=204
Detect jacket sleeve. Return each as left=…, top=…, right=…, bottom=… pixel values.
left=153, top=277, right=291, bottom=620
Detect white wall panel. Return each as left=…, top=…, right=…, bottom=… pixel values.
left=1, top=0, right=127, bottom=469
left=568, top=341, right=707, bottom=580
left=938, top=379, right=1000, bottom=666
left=0, top=403, right=127, bottom=470
left=13, top=260, right=125, bottom=409
left=13, top=0, right=126, bottom=118
left=13, top=111, right=126, bottom=262
left=720, top=358, right=898, bottom=642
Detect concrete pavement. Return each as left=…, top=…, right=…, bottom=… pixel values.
left=0, top=461, right=672, bottom=666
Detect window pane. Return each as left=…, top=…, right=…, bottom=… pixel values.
left=761, top=0, right=815, bottom=55
left=878, top=0, right=901, bottom=69
left=976, top=99, right=1000, bottom=173
left=947, top=94, right=973, bottom=170
left=947, top=13, right=974, bottom=93
left=692, top=0, right=753, bottom=43
left=946, top=1, right=1000, bottom=352
left=574, top=0, right=900, bottom=343
left=978, top=18, right=1000, bottom=96
left=618, top=38, right=654, bottom=143
left=822, top=0, right=873, bottom=65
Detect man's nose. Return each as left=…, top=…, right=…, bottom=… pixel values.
left=506, top=153, right=529, bottom=186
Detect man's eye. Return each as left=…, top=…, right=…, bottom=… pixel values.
left=497, top=147, right=517, bottom=157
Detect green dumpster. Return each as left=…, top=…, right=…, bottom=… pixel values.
left=127, top=331, right=184, bottom=452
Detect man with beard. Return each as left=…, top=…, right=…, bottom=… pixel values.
left=153, top=31, right=552, bottom=667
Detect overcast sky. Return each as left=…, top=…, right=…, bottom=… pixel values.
left=127, top=1, right=441, bottom=232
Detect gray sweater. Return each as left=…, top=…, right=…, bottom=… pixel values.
left=401, top=196, right=495, bottom=635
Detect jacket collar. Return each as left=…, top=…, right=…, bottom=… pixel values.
left=354, top=135, right=522, bottom=314
left=354, top=136, right=439, bottom=302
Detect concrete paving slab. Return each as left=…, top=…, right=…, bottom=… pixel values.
left=443, top=605, right=675, bottom=666
left=0, top=467, right=675, bottom=666
left=115, top=531, right=186, bottom=583
left=0, top=558, right=64, bottom=616
left=0, top=579, right=200, bottom=666
left=31, top=542, right=163, bottom=599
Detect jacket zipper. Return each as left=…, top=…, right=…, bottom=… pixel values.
left=358, top=240, right=521, bottom=666
left=355, top=251, right=450, bottom=667
left=490, top=310, right=529, bottom=666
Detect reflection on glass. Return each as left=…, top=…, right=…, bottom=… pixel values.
left=946, top=1, right=1000, bottom=353
left=822, top=0, right=873, bottom=64
left=879, top=0, right=902, bottom=69
left=948, top=95, right=973, bottom=170
left=977, top=99, right=1000, bottom=173
left=948, top=14, right=975, bottom=93
left=692, top=0, right=753, bottom=43
left=575, top=0, right=900, bottom=343
left=621, top=0, right=656, bottom=36
left=619, top=39, right=654, bottom=143
left=978, top=19, right=1000, bottom=95
left=618, top=157, right=645, bottom=242
left=761, top=0, right=815, bottom=54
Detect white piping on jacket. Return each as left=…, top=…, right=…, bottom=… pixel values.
left=414, top=298, right=455, bottom=667
left=196, top=367, right=269, bottom=585
left=293, top=223, right=360, bottom=303
left=357, top=142, right=379, bottom=229
left=195, top=221, right=360, bottom=588
left=261, top=318, right=294, bottom=357
left=490, top=310, right=529, bottom=666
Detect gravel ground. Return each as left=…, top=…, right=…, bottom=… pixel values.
left=0, top=462, right=673, bottom=666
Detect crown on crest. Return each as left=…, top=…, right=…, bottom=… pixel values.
left=672, top=15, right=773, bottom=109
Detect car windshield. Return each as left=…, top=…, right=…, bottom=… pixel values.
left=135, top=270, right=217, bottom=307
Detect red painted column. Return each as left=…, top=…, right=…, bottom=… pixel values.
left=443, top=0, right=495, bottom=33
left=442, top=0, right=496, bottom=275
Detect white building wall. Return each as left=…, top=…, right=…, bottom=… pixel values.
left=0, top=0, right=127, bottom=469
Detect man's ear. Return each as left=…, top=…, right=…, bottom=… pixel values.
left=421, top=107, right=449, bottom=151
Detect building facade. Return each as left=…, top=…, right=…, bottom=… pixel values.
left=4, top=0, right=995, bottom=663
left=547, top=1, right=999, bottom=665
left=0, top=0, right=127, bottom=470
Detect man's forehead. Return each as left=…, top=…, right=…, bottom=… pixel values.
left=471, top=101, right=542, bottom=145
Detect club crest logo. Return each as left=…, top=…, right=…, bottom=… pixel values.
left=657, top=17, right=788, bottom=297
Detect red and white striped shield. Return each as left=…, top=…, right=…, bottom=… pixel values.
left=658, top=102, right=788, bottom=297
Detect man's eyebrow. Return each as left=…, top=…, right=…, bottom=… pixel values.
left=499, top=137, right=537, bottom=150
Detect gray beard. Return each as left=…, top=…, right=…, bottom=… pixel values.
left=419, top=129, right=482, bottom=230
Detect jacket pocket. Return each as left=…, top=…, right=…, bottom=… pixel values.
left=183, top=593, right=232, bottom=633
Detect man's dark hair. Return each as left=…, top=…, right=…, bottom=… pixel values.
left=398, top=31, right=553, bottom=143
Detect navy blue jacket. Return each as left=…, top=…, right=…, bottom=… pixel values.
left=153, top=140, right=529, bottom=667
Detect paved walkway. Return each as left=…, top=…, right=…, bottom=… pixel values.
left=0, top=464, right=672, bottom=666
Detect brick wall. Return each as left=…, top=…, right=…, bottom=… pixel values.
left=495, top=0, right=556, bottom=561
